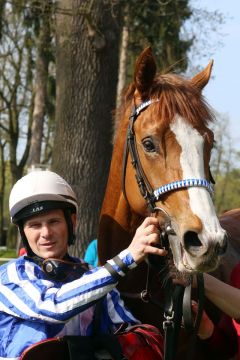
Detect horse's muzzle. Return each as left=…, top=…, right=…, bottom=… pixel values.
left=183, top=230, right=228, bottom=257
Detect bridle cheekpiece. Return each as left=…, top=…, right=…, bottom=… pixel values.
left=122, top=98, right=214, bottom=213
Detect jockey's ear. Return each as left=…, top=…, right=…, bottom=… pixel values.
left=134, top=47, right=156, bottom=97
left=191, top=60, right=214, bottom=90
left=71, top=213, right=77, bottom=229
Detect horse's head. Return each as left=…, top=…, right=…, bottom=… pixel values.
left=121, top=47, right=227, bottom=273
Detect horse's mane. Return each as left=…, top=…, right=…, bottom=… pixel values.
left=113, top=72, right=215, bottom=141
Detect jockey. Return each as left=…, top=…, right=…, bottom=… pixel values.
left=0, top=170, right=166, bottom=359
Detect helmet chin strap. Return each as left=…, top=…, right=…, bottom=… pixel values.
left=18, top=224, right=35, bottom=257
left=63, top=208, right=76, bottom=246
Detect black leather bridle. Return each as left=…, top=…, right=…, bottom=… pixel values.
left=122, top=100, right=159, bottom=214
left=121, top=98, right=207, bottom=360
left=121, top=97, right=214, bottom=254
left=122, top=99, right=213, bottom=216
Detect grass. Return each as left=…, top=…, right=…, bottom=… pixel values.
left=0, top=249, right=17, bottom=258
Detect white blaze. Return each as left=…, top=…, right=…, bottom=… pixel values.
left=170, top=115, right=224, bottom=244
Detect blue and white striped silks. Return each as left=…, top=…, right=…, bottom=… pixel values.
left=0, top=250, right=139, bottom=359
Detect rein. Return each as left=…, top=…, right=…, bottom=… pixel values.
left=120, top=256, right=205, bottom=360
left=121, top=98, right=207, bottom=360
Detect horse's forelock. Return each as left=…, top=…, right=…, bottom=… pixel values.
left=150, top=73, right=215, bottom=128
left=113, top=72, right=214, bottom=142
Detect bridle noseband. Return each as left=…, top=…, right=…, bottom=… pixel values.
left=122, top=98, right=214, bottom=216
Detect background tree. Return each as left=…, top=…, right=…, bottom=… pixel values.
left=27, top=1, right=53, bottom=166
left=0, top=135, right=6, bottom=245
left=183, top=3, right=225, bottom=74
left=117, top=0, right=193, bottom=101
left=52, top=0, right=121, bottom=256
left=0, top=2, right=54, bottom=247
left=210, top=113, right=240, bottom=214
left=0, top=8, right=34, bottom=247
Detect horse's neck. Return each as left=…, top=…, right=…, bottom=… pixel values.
left=99, top=184, right=143, bottom=263
left=98, top=123, right=143, bottom=264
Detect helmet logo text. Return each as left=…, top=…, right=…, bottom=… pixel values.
left=32, top=206, right=44, bottom=213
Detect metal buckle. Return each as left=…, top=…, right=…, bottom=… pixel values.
left=163, top=311, right=175, bottom=330
left=140, top=289, right=150, bottom=303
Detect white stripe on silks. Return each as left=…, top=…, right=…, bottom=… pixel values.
left=7, top=262, right=20, bottom=283
left=24, top=261, right=62, bottom=292
left=4, top=252, right=134, bottom=321
left=7, top=262, right=115, bottom=319
left=119, top=249, right=129, bottom=258
left=7, top=262, right=68, bottom=317
left=56, top=250, right=135, bottom=303
left=8, top=261, right=54, bottom=289
left=0, top=357, right=18, bottom=360
left=57, top=266, right=114, bottom=297
left=107, top=259, right=125, bottom=277
left=24, top=260, right=37, bottom=280
left=106, top=292, right=124, bottom=324
left=118, top=249, right=137, bottom=270
left=110, top=290, right=140, bottom=324
left=0, top=284, right=64, bottom=323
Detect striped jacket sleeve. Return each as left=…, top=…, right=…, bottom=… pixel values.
left=0, top=250, right=137, bottom=324
left=104, top=288, right=140, bottom=331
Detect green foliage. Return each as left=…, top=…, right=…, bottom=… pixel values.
left=214, top=168, right=240, bottom=214
left=209, top=114, right=240, bottom=214
left=121, top=0, right=193, bottom=81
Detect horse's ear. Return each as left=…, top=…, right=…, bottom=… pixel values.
left=191, top=60, right=214, bottom=90
left=134, top=47, right=157, bottom=96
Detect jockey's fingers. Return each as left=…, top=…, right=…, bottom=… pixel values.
left=143, top=224, right=160, bottom=236
left=146, top=233, right=161, bottom=245
left=144, top=245, right=167, bottom=256
left=139, top=217, right=159, bottom=230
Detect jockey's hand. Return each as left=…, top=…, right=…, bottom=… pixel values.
left=191, top=301, right=214, bottom=340
left=127, top=217, right=168, bottom=264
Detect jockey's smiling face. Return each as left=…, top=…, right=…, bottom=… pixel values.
left=23, top=209, right=76, bottom=259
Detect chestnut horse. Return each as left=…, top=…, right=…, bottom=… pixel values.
left=98, top=48, right=240, bottom=358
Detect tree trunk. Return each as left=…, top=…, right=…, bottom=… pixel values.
left=52, top=0, right=121, bottom=256
left=28, top=14, right=50, bottom=166
left=116, top=23, right=129, bottom=107
left=0, top=140, right=6, bottom=246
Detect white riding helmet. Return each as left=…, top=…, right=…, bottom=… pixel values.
left=9, top=170, right=78, bottom=224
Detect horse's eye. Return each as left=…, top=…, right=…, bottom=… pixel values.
left=142, top=138, right=156, bottom=152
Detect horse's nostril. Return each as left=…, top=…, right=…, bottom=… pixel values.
left=216, top=233, right=228, bottom=255
left=183, top=231, right=202, bottom=255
